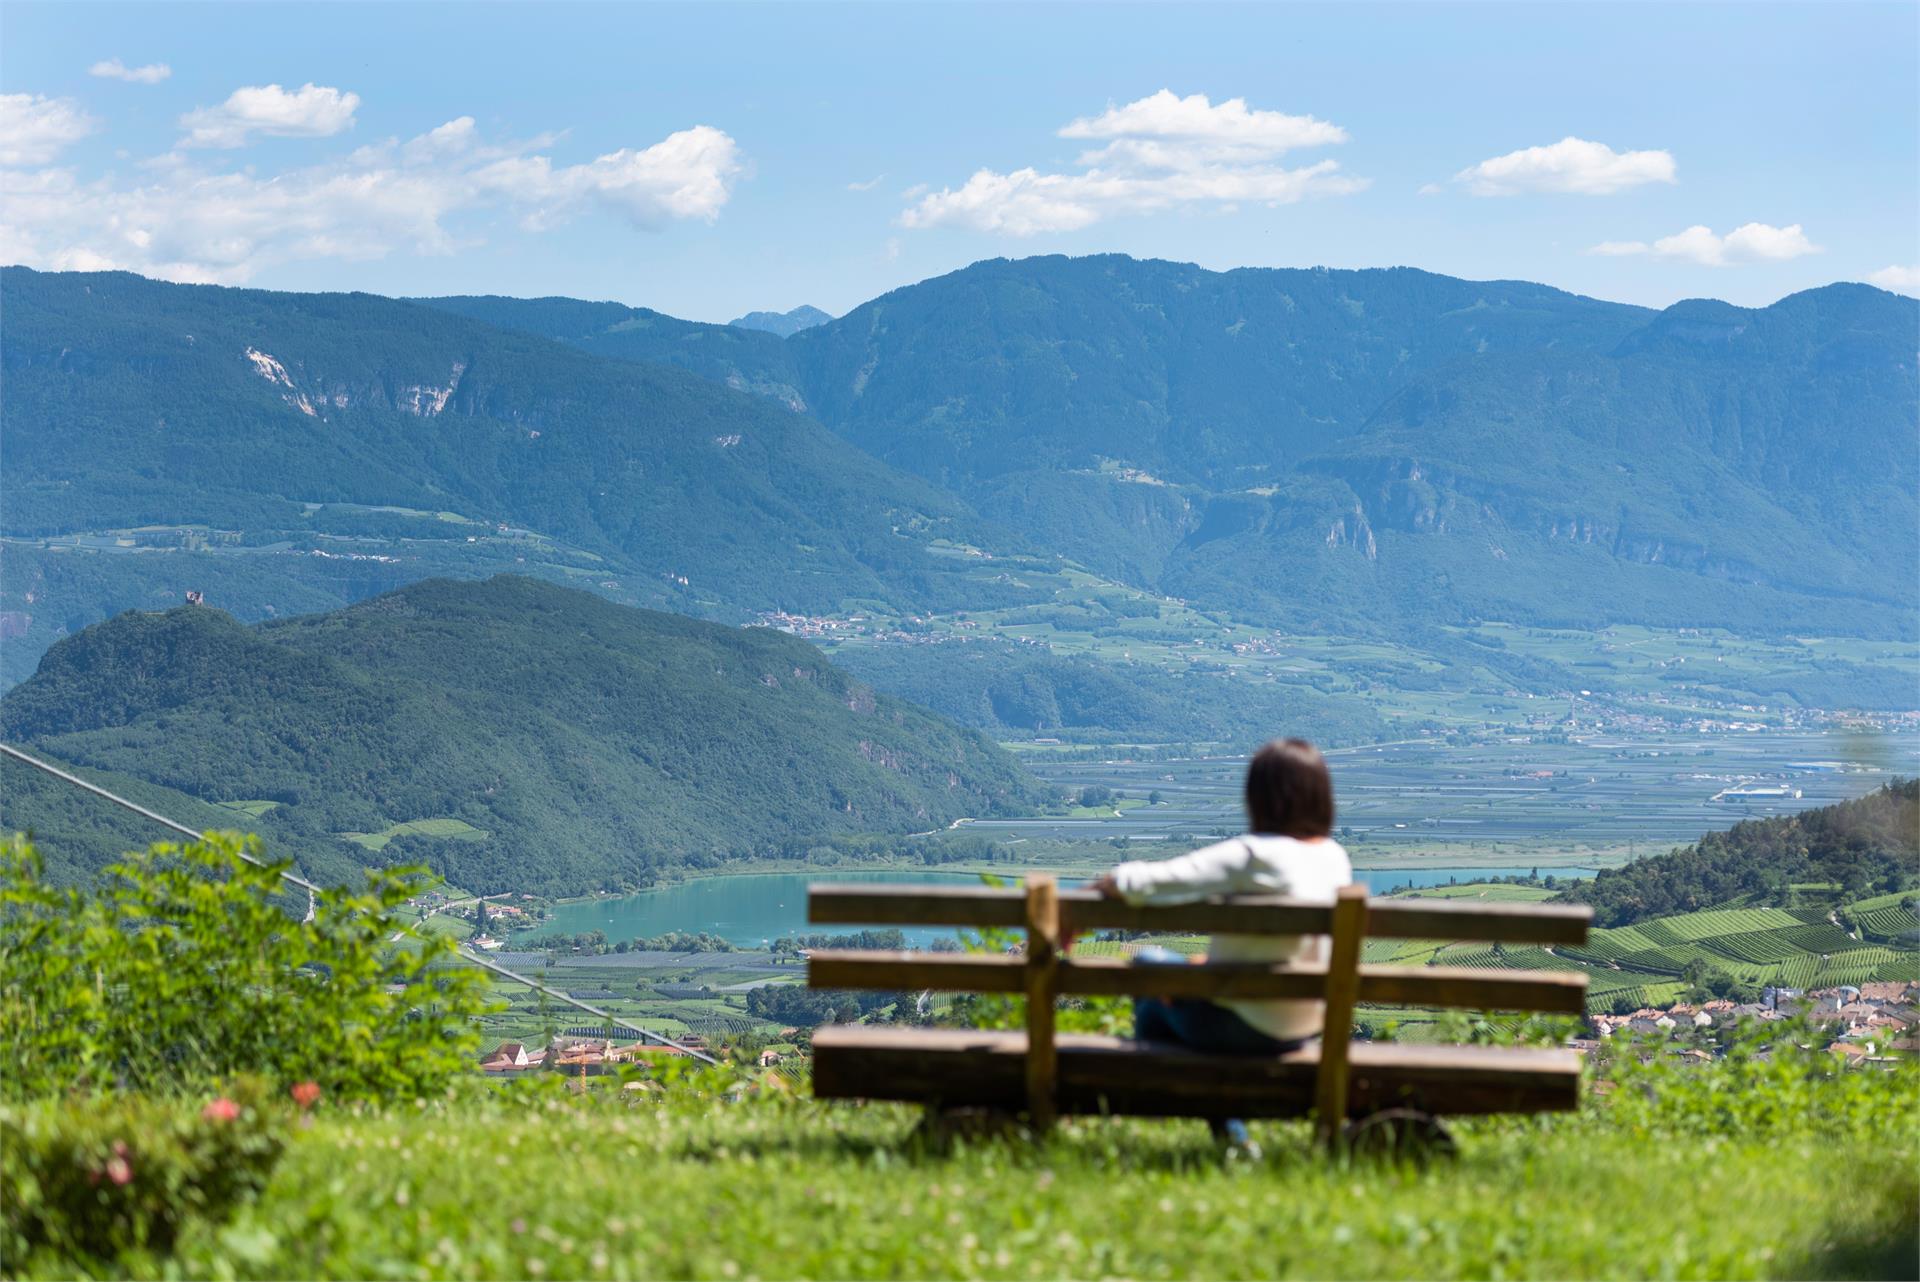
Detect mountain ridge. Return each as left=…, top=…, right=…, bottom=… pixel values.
left=0, top=266, right=1044, bottom=684
left=0, top=575, right=1047, bottom=893
left=729, top=304, right=833, bottom=337
left=416, top=255, right=1918, bottom=637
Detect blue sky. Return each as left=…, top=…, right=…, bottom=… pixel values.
left=3, top=2, right=1914, bottom=320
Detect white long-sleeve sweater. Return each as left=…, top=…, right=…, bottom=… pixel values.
left=1110, top=834, right=1353, bottom=1042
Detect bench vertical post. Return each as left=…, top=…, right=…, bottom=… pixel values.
left=1024, top=874, right=1060, bottom=1131
left=1313, top=884, right=1369, bottom=1146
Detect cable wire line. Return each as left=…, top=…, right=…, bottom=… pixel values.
left=0, top=741, right=721, bottom=1066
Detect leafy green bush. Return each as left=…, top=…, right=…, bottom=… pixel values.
left=0, top=1081, right=288, bottom=1263
left=0, top=832, right=491, bottom=1101
left=1593, top=1015, right=1914, bottom=1139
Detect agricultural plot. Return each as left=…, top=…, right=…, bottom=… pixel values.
left=1071, top=935, right=1205, bottom=959
left=216, top=799, right=280, bottom=818
left=1856, top=904, right=1920, bottom=942
left=1560, top=926, right=1664, bottom=964
left=468, top=951, right=805, bottom=1048
left=1850, top=890, right=1920, bottom=914
left=1646, top=907, right=1802, bottom=941
left=341, top=817, right=488, bottom=851
left=1871, top=955, right=1920, bottom=983
left=1395, top=883, right=1558, bottom=902
left=1777, top=924, right=1858, bottom=953
left=1362, top=937, right=1447, bottom=965
left=1704, top=930, right=1813, bottom=965
left=1377, top=886, right=1914, bottom=1014
left=1819, top=948, right=1909, bottom=988
left=1615, top=946, right=1698, bottom=975
left=1429, top=945, right=1504, bottom=970
left=970, top=731, right=1906, bottom=871
left=1611, top=900, right=1916, bottom=994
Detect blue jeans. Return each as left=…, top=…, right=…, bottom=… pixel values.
left=1128, top=946, right=1306, bottom=1144
left=1129, top=946, right=1311, bottom=1057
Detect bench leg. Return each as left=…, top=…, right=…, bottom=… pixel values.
left=911, top=1104, right=1027, bottom=1151
left=1339, top=1108, right=1457, bottom=1165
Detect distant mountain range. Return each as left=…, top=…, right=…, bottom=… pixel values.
left=0, top=576, right=1043, bottom=892
left=425, top=256, right=1918, bottom=638
left=729, top=304, right=833, bottom=337
left=5, top=256, right=1915, bottom=706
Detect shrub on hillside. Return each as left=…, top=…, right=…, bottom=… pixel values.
left=1592, top=1015, right=1912, bottom=1137
left=0, top=1082, right=288, bottom=1263
left=0, top=833, right=492, bottom=1101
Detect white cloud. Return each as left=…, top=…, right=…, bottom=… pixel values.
left=1585, top=222, right=1821, bottom=267
left=1451, top=137, right=1676, bottom=196
left=847, top=174, right=884, bottom=192
left=1059, top=89, right=1346, bottom=153
left=902, top=90, right=1363, bottom=235
left=0, top=94, right=98, bottom=166
left=400, top=116, right=476, bottom=164
left=470, top=125, right=739, bottom=229
left=0, top=118, right=742, bottom=284
left=90, top=58, right=171, bottom=85
left=1868, top=264, right=1920, bottom=296
left=178, top=83, right=361, bottom=149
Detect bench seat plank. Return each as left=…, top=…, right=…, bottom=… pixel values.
left=811, top=1026, right=1581, bottom=1120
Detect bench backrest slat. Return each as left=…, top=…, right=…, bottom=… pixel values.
left=808, top=883, right=1592, bottom=945
left=807, top=950, right=1589, bottom=1013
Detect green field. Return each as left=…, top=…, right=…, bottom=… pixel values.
left=1390, top=883, right=1558, bottom=902
left=1387, top=885, right=1918, bottom=1011
left=340, top=818, right=489, bottom=852
left=468, top=951, right=807, bottom=1049
left=816, top=543, right=1919, bottom=738
left=216, top=800, right=281, bottom=818
left=95, top=1064, right=1912, bottom=1282
left=960, top=733, right=1908, bottom=872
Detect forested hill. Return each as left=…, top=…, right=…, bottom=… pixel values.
left=0, top=576, right=1046, bottom=894
left=1555, top=780, right=1919, bottom=927
left=0, top=267, right=1026, bottom=685
left=425, top=256, right=1920, bottom=638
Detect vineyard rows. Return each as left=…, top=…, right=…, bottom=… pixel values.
left=1380, top=886, right=1916, bottom=1012
left=1855, top=904, right=1920, bottom=942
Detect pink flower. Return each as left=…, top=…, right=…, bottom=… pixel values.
left=291, top=1081, right=322, bottom=1110
left=105, top=1156, right=133, bottom=1186
left=202, top=1097, right=240, bottom=1122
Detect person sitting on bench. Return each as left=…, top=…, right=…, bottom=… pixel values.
left=1091, top=737, right=1353, bottom=1058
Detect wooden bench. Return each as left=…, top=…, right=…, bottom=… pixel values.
left=804, top=877, right=1591, bottom=1146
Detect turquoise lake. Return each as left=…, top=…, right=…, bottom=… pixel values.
left=532, top=865, right=1595, bottom=947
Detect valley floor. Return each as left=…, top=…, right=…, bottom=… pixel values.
left=107, top=1088, right=1918, bottom=1281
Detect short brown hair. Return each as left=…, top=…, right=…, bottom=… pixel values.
left=1244, top=738, right=1335, bottom=838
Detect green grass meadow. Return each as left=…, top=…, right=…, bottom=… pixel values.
left=132, top=1084, right=1917, bottom=1282
left=341, top=818, right=491, bottom=852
